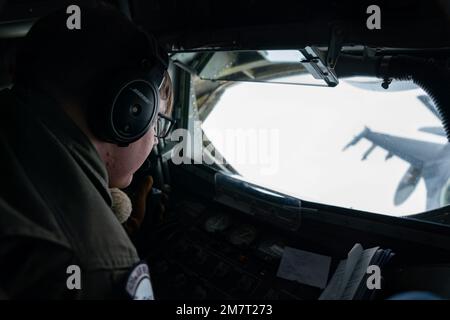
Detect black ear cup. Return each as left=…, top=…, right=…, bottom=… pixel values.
left=109, top=79, right=159, bottom=144
left=89, top=68, right=161, bottom=146
left=88, top=35, right=168, bottom=146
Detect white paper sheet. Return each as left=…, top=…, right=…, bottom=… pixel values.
left=276, top=246, right=331, bottom=289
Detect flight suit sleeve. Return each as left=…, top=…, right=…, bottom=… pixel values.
left=0, top=235, right=135, bottom=299
left=0, top=236, right=80, bottom=299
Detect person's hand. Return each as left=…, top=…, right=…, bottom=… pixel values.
left=123, top=176, right=154, bottom=236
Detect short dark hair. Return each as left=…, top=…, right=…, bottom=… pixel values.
left=15, top=4, right=161, bottom=106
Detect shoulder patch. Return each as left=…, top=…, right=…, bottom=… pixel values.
left=125, top=262, right=154, bottom=300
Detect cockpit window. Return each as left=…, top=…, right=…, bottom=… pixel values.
left=188, top=72, right=448, bottom=217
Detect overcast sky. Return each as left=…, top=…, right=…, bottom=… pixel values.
left=202, top=75, right=447, bottom=217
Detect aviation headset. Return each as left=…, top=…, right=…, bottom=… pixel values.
left=88, top=34, right=169, bottom=147
left=14, top=21, right=169, bottom=147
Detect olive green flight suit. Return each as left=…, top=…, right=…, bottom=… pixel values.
left=0, top=87, right=140, bottom=299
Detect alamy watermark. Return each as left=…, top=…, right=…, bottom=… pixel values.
left=366, top=5, right=381, bottom=30
left=66, top=264, right=81, bottom=290
left=366, top=265, right=382, bottom=290
left=66, top=5, right=81, bottom=30
left=169, top=122, right=280, bottom=176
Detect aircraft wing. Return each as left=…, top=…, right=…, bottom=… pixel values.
left=419, top=126, right=446, bottom=137
left=343, top=127, right=444, bottom=168
left=417, top=95, right=442, bottom=121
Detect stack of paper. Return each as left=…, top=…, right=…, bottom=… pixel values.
left=319, top=244, right=394, bottom=300
left=275, top=243, right=394, bottom=300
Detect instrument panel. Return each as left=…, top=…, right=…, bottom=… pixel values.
left=147, top=201, right=322, bottom=300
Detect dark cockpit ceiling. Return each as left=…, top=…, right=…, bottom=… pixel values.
left=0, top=0, right=449, bottom=90
left=139, top=0, right=450, bottom=52
left=0, top=0, right=449, bottom=50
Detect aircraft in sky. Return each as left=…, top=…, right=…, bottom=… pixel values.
left=343, top=94, right=450, bottom=211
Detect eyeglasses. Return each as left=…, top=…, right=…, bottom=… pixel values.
left=155, top=112, right=176, bottom=139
